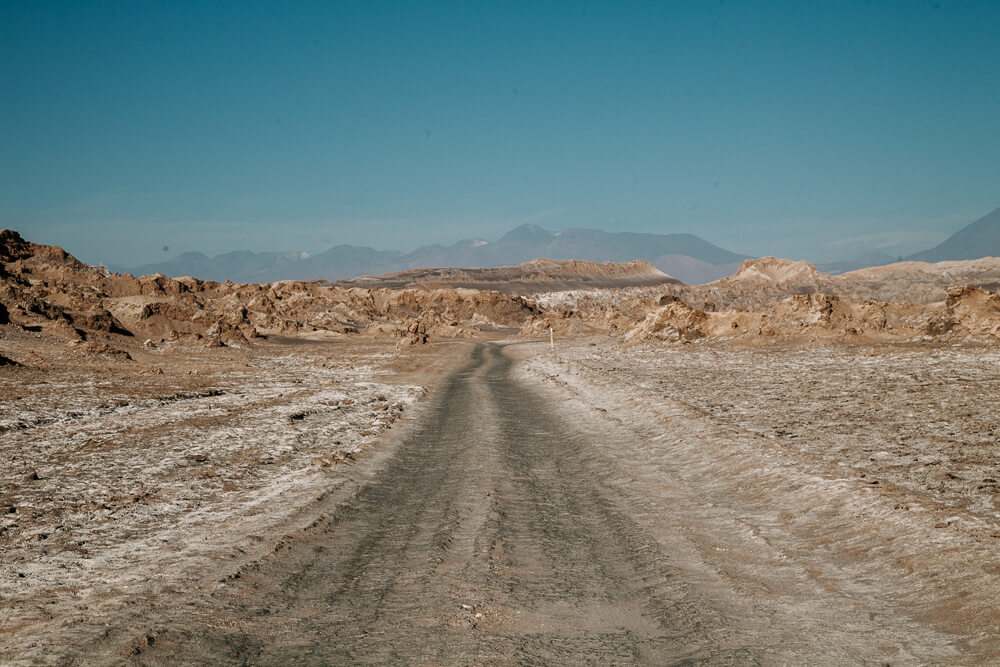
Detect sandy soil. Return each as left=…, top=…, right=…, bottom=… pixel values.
left=517, top=337, right=1000, bottom=661
left=114, top=343, right=745, bottom=664
left=3, top=337, right=987, bottom=664
left=0, top=331, right=459, bottom=665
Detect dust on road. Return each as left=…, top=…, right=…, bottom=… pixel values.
left=129, top=344, right=741, bottom=663
left=125, top=342, right=977, bottom=665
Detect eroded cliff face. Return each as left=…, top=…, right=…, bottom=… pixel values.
left=536, top=256, right=1000, bottom=346
left=0, top=230, right=548, bottom=358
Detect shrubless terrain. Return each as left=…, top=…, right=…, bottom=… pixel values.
left=0, top=333, right=439, bottom=664
left=4, top=230, right=1000, bottom=663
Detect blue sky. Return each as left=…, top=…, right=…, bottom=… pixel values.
left=2, top=1, right=998, bottom=266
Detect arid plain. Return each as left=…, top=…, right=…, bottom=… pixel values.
left=4, top=230, right=1000, bottom=664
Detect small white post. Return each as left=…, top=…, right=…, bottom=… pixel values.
left=549, top=326, right=554, bottom=350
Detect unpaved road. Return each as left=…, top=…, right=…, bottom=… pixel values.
left=124, top=342, right=991, bottom=664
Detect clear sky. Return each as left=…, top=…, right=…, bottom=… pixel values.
left=2, top=1, right=998, bottom=266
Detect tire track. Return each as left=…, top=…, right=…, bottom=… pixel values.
left=135, top=343, right=738, bottom=664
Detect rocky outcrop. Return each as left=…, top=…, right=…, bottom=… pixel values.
left=622, top=297, right=708, bottom=345
left=332, top=258, right=680, bottom=294
left=396, top=319, right=428, bottom=346
left=925, top=285, right=1000, bottom=340
left=0, top=230, right=549, bottom=353
left=7, top=229, right=1000, bottom=352
left=726, top=257, right=822, bottom=285
left=617, top=289, right=990, bottom=346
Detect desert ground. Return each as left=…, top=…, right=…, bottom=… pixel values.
left=4, top=231, right=1000, bottom=664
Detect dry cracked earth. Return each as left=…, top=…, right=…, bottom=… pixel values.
left=4, top=333, right=1000, bottom=665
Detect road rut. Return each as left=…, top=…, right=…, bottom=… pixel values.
left=137, top=343, right=749, bottom=664
left=127, top=341, right=974, bottom=665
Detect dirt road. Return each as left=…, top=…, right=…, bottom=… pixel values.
left=127, top=342, right=981, bottom=665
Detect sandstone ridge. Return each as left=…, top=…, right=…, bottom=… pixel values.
left=6, top=231, right=1000, bottom=362
left=0, top=230, right=547, bottom=358
left=331, top=258, right=680, bottom=294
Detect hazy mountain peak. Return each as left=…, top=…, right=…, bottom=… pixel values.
left=498, top=224, right=556, bottom=243
left=908, top=207, right=1000, bottom=262
left=172, top=251, right=211, bottom=262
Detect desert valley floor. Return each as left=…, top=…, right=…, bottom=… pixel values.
left=3, top=332, right=1000, bottom=665
left=5, top=231, right=1000, bottom=664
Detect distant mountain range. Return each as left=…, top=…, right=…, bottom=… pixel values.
left=815, top=207, right=1000, bottom=274
left=121, top=207, right=1000, bottom=285
left=124, top=224, right=749, bottom=285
